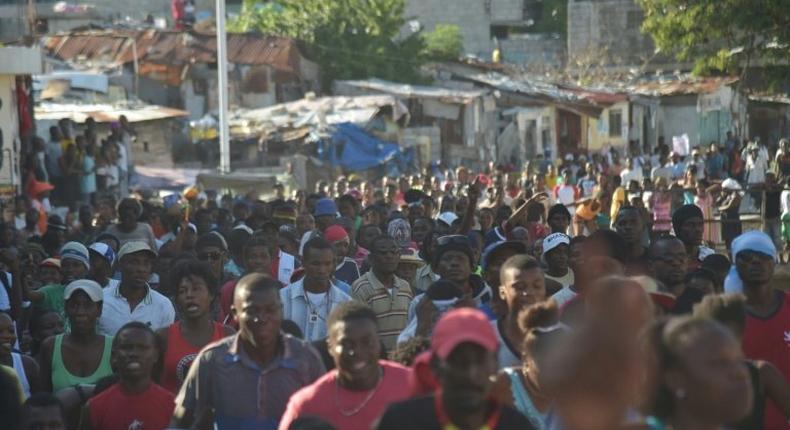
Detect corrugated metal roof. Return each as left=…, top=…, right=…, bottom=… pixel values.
left=35, top=102, right=189, bottom=123
left=626, top=77, right=738, bottom=97
left=230, top=94, right=406, bottom=139
left=336, top=79, right=486, bottom=104
left=42, top=30, right=302, bottom=71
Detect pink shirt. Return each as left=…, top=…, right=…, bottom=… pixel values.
left=278, top=361, right=411, bottom=430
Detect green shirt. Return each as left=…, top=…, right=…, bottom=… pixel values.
left=38, top=283, right=65, bottom=319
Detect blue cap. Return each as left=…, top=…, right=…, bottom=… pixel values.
left=313, top=198, right=338, bottom=217
left=89, top=242, right=116, bottom=266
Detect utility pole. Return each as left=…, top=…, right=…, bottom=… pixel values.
left=215, top=0, right=231, bottom=174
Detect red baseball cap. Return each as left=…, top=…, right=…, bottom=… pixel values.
left=324, top=225, right=349, bottom=243
left=431, top=308, right=497, bottom=360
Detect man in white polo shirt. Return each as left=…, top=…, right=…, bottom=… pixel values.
left=98, top=241, right=175, bottom=336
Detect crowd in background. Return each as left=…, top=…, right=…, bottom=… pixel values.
left=2, top=118, right=790, bottom=430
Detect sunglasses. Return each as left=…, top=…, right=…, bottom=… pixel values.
left=198, top=251, right=224, bottom=262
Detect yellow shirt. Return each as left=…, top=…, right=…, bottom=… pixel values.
left=545, top=172, right=558, bottom=189
left=610, top=186, right=627, bottom=220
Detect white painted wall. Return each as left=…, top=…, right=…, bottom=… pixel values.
left=0, top=75, right=19, bottom=187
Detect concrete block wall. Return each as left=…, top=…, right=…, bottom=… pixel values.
left=568, top=0, right=655, bottom=66
left=405, top=0, right=492, bottom=57
left=490, top=0, right=524, bottom=23
left=500, top=34, right=564, bottom=67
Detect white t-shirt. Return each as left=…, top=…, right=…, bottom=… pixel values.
left=556, top=185, right=576, bottom=216
left=551, top=286, right=578, bottom=308
left=306, top=291, right=327, bottom=311
left=98, top=284, right=176, bottom=336
left=545, top=269, right=575, bottom=289
left=620, top=168, right=643, bottom=187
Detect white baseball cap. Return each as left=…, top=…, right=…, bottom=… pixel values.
left=64, top=279, right=103, bottom=302
left=542, top=232, right=571, bottom=255
left=437, top=212, right=459, bottom=227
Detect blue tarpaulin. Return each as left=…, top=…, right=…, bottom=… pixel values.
left=323, top=123, right=414, bottom=174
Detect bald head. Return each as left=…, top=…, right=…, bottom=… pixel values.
left=234, top=273, right=281, bottom=305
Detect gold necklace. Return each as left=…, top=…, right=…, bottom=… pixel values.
left=335, top=366, right=384, bottom=417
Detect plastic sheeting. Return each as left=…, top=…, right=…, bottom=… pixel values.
left=323, top=123, right=414, bottom=175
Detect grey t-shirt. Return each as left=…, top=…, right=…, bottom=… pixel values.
left=104, top=223, right=157, bottom=250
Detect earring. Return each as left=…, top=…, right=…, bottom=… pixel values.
left=675, top=388, right=686, bottom=399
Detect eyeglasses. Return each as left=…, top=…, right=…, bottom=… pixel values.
left=437, top=235, right=471, bottom=247
left=198, top=251, right=224, bottom=262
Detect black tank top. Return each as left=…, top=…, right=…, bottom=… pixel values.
left=733, top=360, right=764, bottom=430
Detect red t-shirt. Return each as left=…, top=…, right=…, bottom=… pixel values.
left=161, top=321, right=226, bottom=393
left=742, top=291, right=790, bottom=430
left=278, top=361, right=412, bottom=430
left=88, top=383, right=174, bottom=430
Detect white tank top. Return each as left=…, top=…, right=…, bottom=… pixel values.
left=12, top=352, right=31, bottom=399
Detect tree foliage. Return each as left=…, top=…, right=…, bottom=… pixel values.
left=638, top=0, right=790, bottom=77
left=230, top=0, right=462, bottom=90
left=421, top=24, right=463, bottom=62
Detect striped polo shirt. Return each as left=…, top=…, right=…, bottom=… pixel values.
left=351, top=271, right=413, bottom=350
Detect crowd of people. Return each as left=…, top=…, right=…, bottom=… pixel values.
left=2, top=119, right=790, bottom=430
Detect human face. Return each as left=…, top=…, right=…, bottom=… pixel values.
left=243, top=245, right=271, bottom=274
left=61, top=258, right=87, bottom=283
left=437, top=343, right=497, bottom=411
left=614, top=210, right=644, bottom=245
left=120, top=253, right=153, bottom=289
left=735, top=250, right=775, bottom=287
left=197, top=246, right=226, bottom=280
left=499, top=267, right=546, bottom=314
left=232, top=287, right=282, bottom=348
left=678, top=217, right=704, bottom=247
left=89, top=254, right=111, bottom=283
left=363, top=210, right=381, bottom=228
left=64, top=291, right=101, bottom=333
left=332, top=238, right=351, bottom=262
left=478, top=210, right=494, bottom=232
left=303, top=248, right=335, bottom=285
left=296, top=214, right=315, bottom=235
left=437, top=251, right=472, bottom=286
left=112, top=328, right=158, bottom=382
left=548, top=213, right=570, bottom=234
left=315, top=214, right=334, bottom=232
left=370, top=239, right=400, bottom=275
left=668, top=326, right=752, bottom=425
left=569, top=241, right=585, bottom=271
left=118, top=204, right=138, bottom=228
left=396, top=262, right=419, bottom=285
left=23, top=406, right=66, bottom=430
left=176, top=275, right=213, bottom=320
left=329, top=318, right=381, bottom=387
left=412, top=219, right=432, bottom=244
left=338, top=201, right=356, bottom=219
left=0, top=313, right=16, bottom=357
left=40, top=267, right=61, bottom=285
left=687, top=276, right=715, bottom=295
left=544, top=244, right=569, bottom=272
left=359, top=226, right=381, bottom=250
left=34, top=312, right=64, bottom=341
left=649, top=240, right=688, bottom=287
